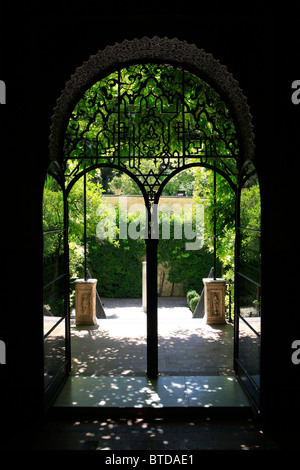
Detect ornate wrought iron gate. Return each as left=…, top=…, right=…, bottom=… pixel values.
left=44, top=37, right=259, bottom=408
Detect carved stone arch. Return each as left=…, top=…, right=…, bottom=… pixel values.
left=46, top=37, right=258, bottom=383
left=49, top=36, right=255, bottom=167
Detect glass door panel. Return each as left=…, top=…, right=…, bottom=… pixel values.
left=43, top=163, right=70, bottom=408
left=44, top=319, right=66, bottom=390
left=238, top=275, right=261, bottom=388
left=235, top=163, right=261, bottom=410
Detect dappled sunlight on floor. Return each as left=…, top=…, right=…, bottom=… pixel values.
left=30, top=414, right=280, bottom=450
left=34, top=299, right=283, bottom=451
left=70, top=297, right=234, bottom=377
left=54, top=375, right=250, bottom=408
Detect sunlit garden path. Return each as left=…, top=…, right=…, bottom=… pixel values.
left=70, top=297, right=234, bottom=377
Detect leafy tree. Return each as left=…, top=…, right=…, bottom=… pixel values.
left=44, top=63, right=248, bottom=300
left=193, top=166, right=236, bottom=271
left=161, top=168, right=196, bottom=196
left=43, top=174, right=65, bottom=314
left=63, top=63, right=238, bottom=193
left=107, top=160, right=161, bottom=195
left=67, top=173, right=114, bottom=279
left=239, top=181, right=261, bottom=285
left=157, top=207, right=221, bottom=294
left=240, top=183, right=261, bottom=230
left=43, top=180, right=64, bottom=259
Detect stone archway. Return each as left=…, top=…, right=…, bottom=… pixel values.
left=48, top=36, right=257, bottom=390
left=49, top=36, right=254, bottom=167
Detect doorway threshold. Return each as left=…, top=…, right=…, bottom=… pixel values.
left=52, top=375, right=252, bottom=417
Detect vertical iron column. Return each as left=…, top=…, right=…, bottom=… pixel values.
left=83, top=170, right=87, bottom=281
left=233, top=181, right=241, bottom=371
left=146, top=204, right=158, bottom=379
left=63, top=187, right=71, bottom=372
left=213, top=166, right=217, bottom=280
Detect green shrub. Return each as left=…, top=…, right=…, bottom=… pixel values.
left=189, top=295, right=200, bottom=313
left=187, top=289, right=200, bottom=312
left=187, top=289, right=198, bottom=305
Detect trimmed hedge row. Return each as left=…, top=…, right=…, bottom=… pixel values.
left=85, top=233, right=221, bottom=298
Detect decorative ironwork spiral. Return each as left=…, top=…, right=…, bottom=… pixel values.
left=63, top=63, right=239, bottom=202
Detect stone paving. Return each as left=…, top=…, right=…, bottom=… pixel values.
left=29, top=414, right=281, bottom=451
left=32, top=298, right=285, bottom=451
left=70, top=297, right=234, bottom=377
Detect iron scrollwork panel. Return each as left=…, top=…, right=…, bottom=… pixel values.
left=63, top=63, right=239, bottom=201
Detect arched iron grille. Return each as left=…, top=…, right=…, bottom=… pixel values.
left=45, top=38, right=258, bottom=389
left=63, top=63, right=239, bottom=202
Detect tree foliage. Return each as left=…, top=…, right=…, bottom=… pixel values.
left=239, top=180, right=261, bottom=285
left=63, top=62, right=239, bottom=202
left=193, top=167, right=236, bottom=271
left=65, top=64, right=238, bottom=160
left=43, top=65, right=261, bottom=301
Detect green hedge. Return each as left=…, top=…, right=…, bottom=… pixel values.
left=87, top=235, right=145, bottom=298
left=166, top=246, right=222, bottom=295
left=85, top=236, right=221, bottom=298
left=79, top=205, right=223, bottom=298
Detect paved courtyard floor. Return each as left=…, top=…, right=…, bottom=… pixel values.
left=27, top=298, right=290, bottom=451
left=70, top=297, right=234, bottom=377
left=32, top=298, right=287, bottom=451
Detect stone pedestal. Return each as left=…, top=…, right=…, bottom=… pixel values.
left=75, top=279, right=98, bottom=326
left=142, top=261, right=147, bottom=312
left=203, top=278, right=226, bottom=325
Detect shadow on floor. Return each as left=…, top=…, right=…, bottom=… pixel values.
left=28, top=414, right=282, bottom=451
left=70, top=297, right=234, bottom=377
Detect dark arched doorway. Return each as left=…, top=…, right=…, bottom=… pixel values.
left=45, top=37, right=259, bottom=412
